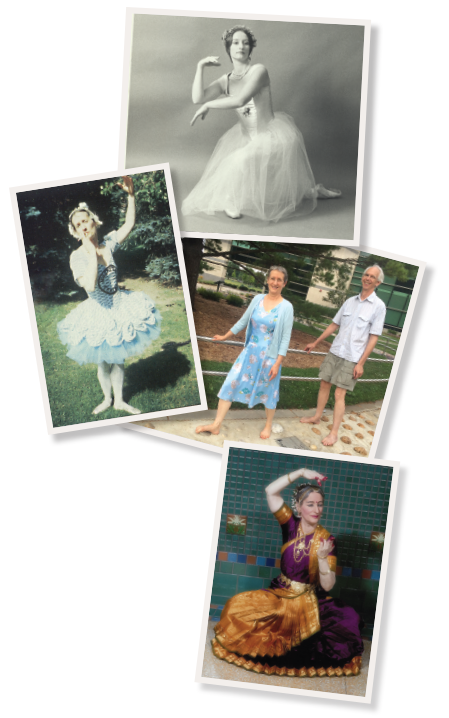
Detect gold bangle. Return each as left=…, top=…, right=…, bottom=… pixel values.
left=287, top=472, right=293, bottom=483
left=319, top=567, right=331, bottom=575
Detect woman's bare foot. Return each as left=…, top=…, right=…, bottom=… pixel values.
left=322, top=432, right=338, bottom=446
left=300, top=415, right=321, bottom=424
left=195, top=423, right=220, bottom=435
left=260, top=424, right=272, bottom=440
left=114, top=401, right=141, bottom=415
left=92, top=399, right=112, bottom=415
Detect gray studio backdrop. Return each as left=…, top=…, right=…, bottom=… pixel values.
left=125, top=15, right=365, bottom=240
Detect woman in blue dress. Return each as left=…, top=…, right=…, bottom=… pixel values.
left=195, top=266, right=293, bottom=439
left=57, top=176, right=161, bottom=416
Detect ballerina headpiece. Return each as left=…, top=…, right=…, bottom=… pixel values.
left=222, top=25, right=257, bottom=57
left=68, top=202, right=102, bottom=238
left=291, top=476, right=328, bottom=517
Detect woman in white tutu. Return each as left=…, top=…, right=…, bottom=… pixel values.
left=182, top=25, right=340, bottom=223
left=57, top=176, right=161, bottom=416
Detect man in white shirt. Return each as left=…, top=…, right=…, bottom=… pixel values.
left=300, top=265, right=386, bottom=446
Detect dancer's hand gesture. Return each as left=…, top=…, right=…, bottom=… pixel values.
left=191, top=105, right=210, bottom=126
left=198, top=56, right=221, bottom=68
left=116, top=175, right=134, bottom=196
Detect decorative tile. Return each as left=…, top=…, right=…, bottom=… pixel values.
left=226, top=514, right=248, bottom=535
left=369, top=531, right=385, bottom=552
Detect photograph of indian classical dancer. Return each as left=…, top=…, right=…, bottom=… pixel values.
left=11, top=167, right=206, bottom=433
left=120, top=10, right=370, bottom=244
left=126, top=239, right=425, bottom=455
left=197, top=445, right=398, bottom=702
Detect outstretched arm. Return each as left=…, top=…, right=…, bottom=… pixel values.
left=265, top=468, right=326, bottom=513
left=304, top=323, right=339, bottom=353
left=115, top=176, right=136, bottom=245
left=192, top=57, right=224, bottom=104
left=191, top=65, right=269, bottom=126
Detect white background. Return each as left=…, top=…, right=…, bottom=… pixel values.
left=1, top=1, right=446, bottom=716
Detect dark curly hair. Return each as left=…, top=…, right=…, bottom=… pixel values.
left=222, top=25, right=257, bottom=59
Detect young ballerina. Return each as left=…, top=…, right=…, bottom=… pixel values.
left=182, top=25, right=340, bottom=222
left=57, top=176, right=161, bottom=415
left=195, top=266, right=293, bottom=440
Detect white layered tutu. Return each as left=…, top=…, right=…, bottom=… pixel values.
left=182, top=112, right=318, bottom=223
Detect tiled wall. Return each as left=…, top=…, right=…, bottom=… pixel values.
left=210, top=448, right=393, bottom=640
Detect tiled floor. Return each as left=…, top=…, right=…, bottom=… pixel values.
left=201, top=621, right=371, bottom=696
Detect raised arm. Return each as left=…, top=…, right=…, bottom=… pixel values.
left=265, top=468, right=326, bottom=513
left=191, top=65, right=269, bottom=125
left=115, top=176, right=136, bottom=245
left=192, top=57, right=224, bottom=104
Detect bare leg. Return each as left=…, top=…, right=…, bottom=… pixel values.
left=195, top=399, right=232, bottom=435
left=93, top=361, right=113, bottom=414
left=260, top=408, right=276, bottom=440
left=322, top=387, right=347, bottom=446
left=300, top=381, right=332, bottom=424
left=111, top=363, right=141, bottom=415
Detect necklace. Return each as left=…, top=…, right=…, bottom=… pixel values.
left=293, top=522, right=315, bottom=563
left=230, top=64, right=251, bottom=81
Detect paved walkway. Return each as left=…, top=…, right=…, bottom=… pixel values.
left=133, top=401, right=382, bottom=456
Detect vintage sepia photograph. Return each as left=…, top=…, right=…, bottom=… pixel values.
left=120, top=10, right=370, bottom=244
left=11, top=166, right=206, bottom=433
left=126, top=240, right=425, bottom=456
left=196, top=444, right=399, bottom=702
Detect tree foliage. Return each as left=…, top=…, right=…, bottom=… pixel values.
left=17, top=171, right=179, bottom=300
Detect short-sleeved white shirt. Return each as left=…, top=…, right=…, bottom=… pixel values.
left=330, top=292, right=386, bottom=363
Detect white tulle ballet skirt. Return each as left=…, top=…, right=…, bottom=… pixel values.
left=182, top=86, right=318, bottom=222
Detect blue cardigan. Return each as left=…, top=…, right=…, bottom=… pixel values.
left=230, top=294, right=294, bottom=359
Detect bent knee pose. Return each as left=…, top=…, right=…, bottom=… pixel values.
left=212, top=468, right=364, bottom=676
left=195, top=266, right=293, bottom=440
left=300, top=266, right=386, bottom=446
left=57, top=176, right=162, bottom=415
left=182, top=25, right=340, bottom=223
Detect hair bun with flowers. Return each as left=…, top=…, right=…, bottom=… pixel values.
left=68, top=202, right=103, bottom=238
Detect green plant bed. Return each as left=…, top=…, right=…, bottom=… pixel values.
left=201, top=359, right=391, bottom=411
left=36, top=279, right=201, bottom=428
left=197, top=288, right=224, bottom=301
left=292, top=321, right=337, bottom=341
left=226, top=293, right=244, bottom=307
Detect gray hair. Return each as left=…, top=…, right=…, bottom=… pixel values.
left=365, top=264, right=384, bottom=284
left=267, top=265, right=288, bottom=284
left=68, top=202, right=103, bottom=238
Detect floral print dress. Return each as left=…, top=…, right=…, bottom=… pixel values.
left=218, top=299, right=282, bottom=409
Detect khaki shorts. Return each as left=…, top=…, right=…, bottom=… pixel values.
left=318, top=352, right=357, bottom=391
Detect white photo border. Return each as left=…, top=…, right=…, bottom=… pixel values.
left=124, top=243, right=426, bottom=458
left=118, top=8, right=371, bottom=247
left=10, top=163, right=207, bottom=434
left=196, top=441, right=400, bottom=703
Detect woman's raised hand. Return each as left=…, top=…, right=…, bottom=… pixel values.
left=301, top=468, right=326, bottom=482
left=116, top=175, right=134, bottom=196
left=317, top=538, right=334, bottom=559
left=198, top=56, right=221, bottom=68
left=190, top=105, right=210, bottom=126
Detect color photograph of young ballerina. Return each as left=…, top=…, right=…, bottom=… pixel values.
left=130, top=239, right=424, bottom=456
left=15, top=171, right=203, bottom=430
left=122, top=12, right=369, bottom=243
left=198, top=446, right=398, bottom=701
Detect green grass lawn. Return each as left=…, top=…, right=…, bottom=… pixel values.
left=201, top=358, right=392, bottom=411
left=36, top=278, right=201, bottom=428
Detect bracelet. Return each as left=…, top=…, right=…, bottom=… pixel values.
left=319, top=567, right=331, bottom=575
left=287, top=472, right=293, bottom=484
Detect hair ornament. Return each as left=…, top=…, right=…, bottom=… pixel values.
left=290, top=478, right=328, bottom=517
left=222, top=25, right=257, bottom=49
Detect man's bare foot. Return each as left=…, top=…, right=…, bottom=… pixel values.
left=322, top=432, right=338, bottom=446
left=300, top=416, right=321, bottom=424
left=92, top=399, right=112, bottom=415
left=195, top=423, right=220, bottom=435
left=114, top=401, right=141, bottom=415
left=260, top=424, right=272, bottom=440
